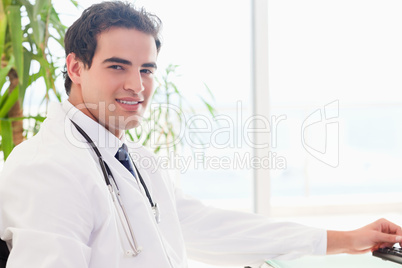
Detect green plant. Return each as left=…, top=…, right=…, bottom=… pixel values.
left=0, top=1, right=216, bottom=160
left=0, top=0, right=76, bottom=160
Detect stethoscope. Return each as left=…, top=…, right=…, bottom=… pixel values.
left=71, top=120, right=160, bottom=257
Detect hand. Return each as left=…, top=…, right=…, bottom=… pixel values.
left=327, top=218, right=402, bottom=254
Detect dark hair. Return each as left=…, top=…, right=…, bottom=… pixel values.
left=63, top=1, right=162, bottom=95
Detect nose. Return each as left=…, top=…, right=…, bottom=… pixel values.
left=124, top=71, right=144, bottom=94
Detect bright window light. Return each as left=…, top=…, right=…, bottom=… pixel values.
left=268, top=0, right=402, bottom=209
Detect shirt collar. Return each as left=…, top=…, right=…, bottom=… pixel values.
left=62, top=100, right=123, bottom=156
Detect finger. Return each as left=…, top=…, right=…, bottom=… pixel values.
left=392, top=225, right=402, bottom=236
left=377, top=242, right=396, bottom=249
left=375, top=232, right=402, bottom=244
left=379, top=219, right=402, bottom=235
left=371, top=244, right=381, bottom=252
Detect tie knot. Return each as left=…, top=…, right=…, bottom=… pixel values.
left=115, top=143, right=136, bottom=178
left=115, top=143, right=129, bottom=162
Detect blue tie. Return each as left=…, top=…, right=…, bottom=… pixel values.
left=114, top=143, right=159, bottom=222
left=115, top=144, right=136, bottom=178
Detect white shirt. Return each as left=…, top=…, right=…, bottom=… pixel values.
left=0, top=101, right=326, bottom=268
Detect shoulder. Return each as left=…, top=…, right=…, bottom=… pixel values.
left=0, top=113, right=97, bottom=189
left=5, top=117, right=89, bottom=167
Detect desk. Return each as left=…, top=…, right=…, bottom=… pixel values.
left=268, top=253, right=402, bottom=268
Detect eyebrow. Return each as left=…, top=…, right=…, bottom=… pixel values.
left=142, top=62, right=158, bottom=69
left=103, top=57, right=132, bottom=66
left=103, top=57, right=157, bottom=69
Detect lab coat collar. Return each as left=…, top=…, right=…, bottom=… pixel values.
left=61, top=100, right=123, bottom=156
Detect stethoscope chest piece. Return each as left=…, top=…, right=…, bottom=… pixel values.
left=153, top=203, right=161, bottom=224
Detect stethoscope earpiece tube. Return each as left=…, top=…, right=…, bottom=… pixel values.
left=70, top=120, right=160, bottom=256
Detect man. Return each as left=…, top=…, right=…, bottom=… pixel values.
left=0, top=1, right=401, bottom=267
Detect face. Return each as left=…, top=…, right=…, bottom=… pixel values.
left=68, top=27, right=157, bottom=137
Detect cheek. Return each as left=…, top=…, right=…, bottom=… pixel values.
left=80, top=72, right=102, bottom=96
left=144, top=79, right=155, bottom=97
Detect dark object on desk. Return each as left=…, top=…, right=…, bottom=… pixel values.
left=373, top=247, right=402, bottom=265
left=0, top=239, right=9, bottom=268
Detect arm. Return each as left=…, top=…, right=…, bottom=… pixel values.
left=175, top=189, right=326, bottom=266
left=176, top=187, right=402, bottom=265
left=0, top=149, right=95, bottom=267
left=327, top=218, right=402, bottom=254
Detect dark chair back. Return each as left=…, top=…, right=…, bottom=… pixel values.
left=0, top=239, right=9, bottom=268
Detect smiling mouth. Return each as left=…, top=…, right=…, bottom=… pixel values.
left=116, top=99, right=142, bottom=105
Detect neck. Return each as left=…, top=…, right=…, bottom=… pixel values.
left=67, top=97, right=123, bottom=139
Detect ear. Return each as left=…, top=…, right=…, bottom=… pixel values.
left=66, top=53, right=83, bottom=85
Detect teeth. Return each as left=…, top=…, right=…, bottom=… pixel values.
left=117, top=99, right=139, bottom=105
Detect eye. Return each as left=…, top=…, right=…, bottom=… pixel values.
left=140, top=69, right=154, bottom=75
left=109, top=65, right=124, bottom=70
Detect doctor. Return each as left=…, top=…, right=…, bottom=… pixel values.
left=0, top=1, right=401, bottom=267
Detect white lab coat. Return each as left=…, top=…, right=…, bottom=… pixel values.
left=0, top=101, right=326, bottom=268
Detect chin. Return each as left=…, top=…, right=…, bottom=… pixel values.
left=121, top=118, right=144, bottom=131
left=126, top=121, right=142, bottom=130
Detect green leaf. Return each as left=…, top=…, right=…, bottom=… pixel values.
left=0, top=114, right=46, bottom=123
left=18, top=0, right=31, bottom=8
left=33, top=0, right=50, bottom=18
left=19, top=49, right=31, bottom=102
left=0, top=87, right=9, bottom=110
left=69, top=0, right=79, bottom=8
left=171, top=83, right=181, bottom=95
left=200, top=96, right=217, bottom=117
left=0, top=3, right=7, bottom=62
left=1, top=119, right=13, bottom=160
left=6, top=5, right=23, bottom=84
left=125, top=130, right=134, bottom=141
left=49, top=6, right=66, bottom=46
left=205, top=101, right=216, bottom=116
left=36, top=19, right=45, bottom=46
left=40, top=66, right=50, bottom=90
left=0, top=86, right=18, bottom=118
left=0, top=54, right=14, bottom=91
left=22, top=0, right=43, bottom=47
left=203, top=82, right=216, bottom=100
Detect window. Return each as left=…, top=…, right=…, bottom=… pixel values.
left=266, top=0, right=402, bottom=214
